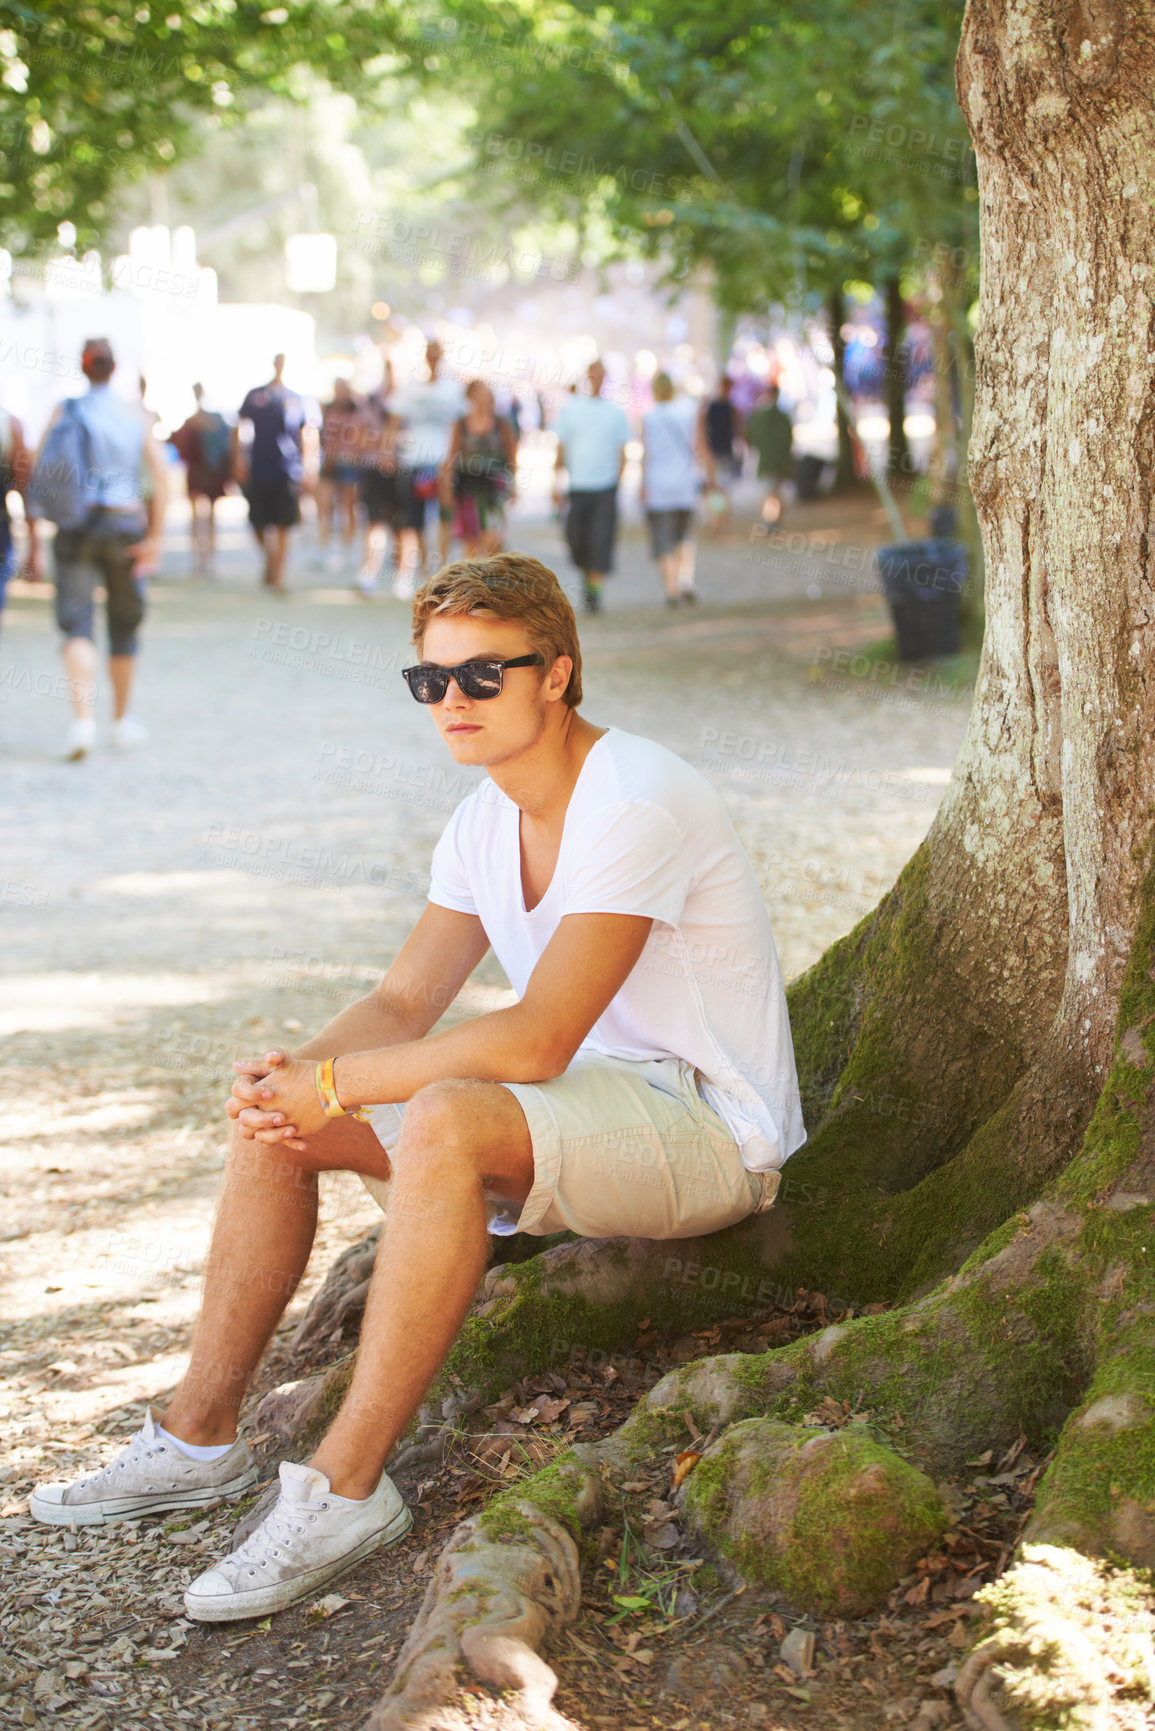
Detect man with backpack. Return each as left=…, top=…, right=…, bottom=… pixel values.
left=27, top=338, right=167, bottom=761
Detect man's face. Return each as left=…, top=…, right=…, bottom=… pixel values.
left=417, top=614, right=564, bottom=769
left=588, top=362, right=606, bottom=395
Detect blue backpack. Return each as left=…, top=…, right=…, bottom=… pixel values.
left=28, top=399, right=95, bottom=529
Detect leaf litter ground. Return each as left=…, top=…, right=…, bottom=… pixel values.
left=2, top=1273, right=1048, bottom=1731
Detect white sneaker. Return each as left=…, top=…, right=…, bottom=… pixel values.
left=30, top=1412, right=258, bottom=1527
left=65, top=717, right=96, bottom=761
left=355, top=566, right=380, bottom=594
left=391, top=571, right=416, bottom=601
left=111, top=714, right=148, bottom=750
left=184, top=1460, right=411, bottom=1622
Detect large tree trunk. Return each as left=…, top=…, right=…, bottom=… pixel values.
left=259, top=5, right=1155, bottom=1724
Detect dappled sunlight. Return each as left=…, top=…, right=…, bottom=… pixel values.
left=0, top=1088, right=168, bottom=1144
left=0, top=972, right=236, bottom=1035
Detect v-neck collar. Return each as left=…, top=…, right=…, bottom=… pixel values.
left=513, top=728, right=612, bottom=915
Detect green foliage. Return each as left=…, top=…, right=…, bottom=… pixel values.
left=0, top=0, right=415, bottom=250
left=432, top=0, right=978, bottom=311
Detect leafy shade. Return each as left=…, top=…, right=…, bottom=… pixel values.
left=0, top=0, right=416, bottom=252
left=432, top=0, right=978, bottom=310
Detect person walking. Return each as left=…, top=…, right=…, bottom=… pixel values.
left=392, top=339, right=464, bottom=599
left=440, top=380, right=517, bottom=559
left=351, top=357, right=399, bottom=595
left=316, top=378, right=363, bottom=575
left=26, top=338, right=167, bottom=760
left=169, top=385, right=232, bottom=575
left=745, top=385, right=795, bottom=524
left=553, top=359, right=630, bottom=614
left=641, top=372, right=705, bottom=607
left=0, top=399, right=32, bottom=639
left=234, top=354, right=313, bottom=593
left=701, top=375, right=743, bottom=537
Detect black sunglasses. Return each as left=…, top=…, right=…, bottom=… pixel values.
left=401, top=654, right=544, bottom=704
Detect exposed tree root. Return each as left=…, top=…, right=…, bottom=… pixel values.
left=365, top=1489, right=596, bottom=1731
left=954, top=1546, right=1155, bottom=1731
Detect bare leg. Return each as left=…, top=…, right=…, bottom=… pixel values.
left=316, top=479, right=334, bottom=548
left=677, top=538, right=697, bottom=594
left=162, top=1115, right=391, bottom=1445
left=311, top=1080, right=534, bottom=1498
left=63, top=636, right=98, bottom=721
left=340, top=484, right=358, bottom=548
left=657, top=551, right=679, bottom=600
left=109, top=655, right=134, bottom=721
left=397, top=528, right=422, bottom=595
left=265, top=526, right=290, bottom=591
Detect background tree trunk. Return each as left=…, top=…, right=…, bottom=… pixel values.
left=883, top=273, right=910, bottom=477
left=828, top=281, right=859, bottom=489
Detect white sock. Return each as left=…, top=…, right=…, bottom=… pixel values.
left=156, top=1422, right=234, bottom=1462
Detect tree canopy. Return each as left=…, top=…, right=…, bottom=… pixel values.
left=433, top=0, right=978, bottom=314
left=0, top=0, right=412, bottom=251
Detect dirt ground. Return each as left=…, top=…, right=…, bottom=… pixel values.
left=0, top=485, right=981, bottom=1729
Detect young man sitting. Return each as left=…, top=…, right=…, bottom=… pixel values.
left=31, top=553, right=806, bottom=1621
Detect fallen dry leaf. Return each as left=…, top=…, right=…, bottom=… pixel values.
left=671, top=1449, right=701, bottom=1491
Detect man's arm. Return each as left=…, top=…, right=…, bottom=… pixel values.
left=293, top=903, right=491, bottom=1061
left=227, top=903, right=491, bottom=1133
left=130, top=428, right=168, bottom=575
left=231, top=909, right=653, bottom=1143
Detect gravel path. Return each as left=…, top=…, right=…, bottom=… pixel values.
left=0, top=482, right=973, bottom=1730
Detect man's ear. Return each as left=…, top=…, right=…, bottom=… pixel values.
left=546, top=656, right=572, bottom=701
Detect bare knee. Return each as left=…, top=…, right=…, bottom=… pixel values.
left=392, top=1080, right=491, bottom=1181
left=226, top=1120, right=319, bottom=1197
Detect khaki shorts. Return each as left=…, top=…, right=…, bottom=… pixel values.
left=361, top=1053, right=780, bottom=1241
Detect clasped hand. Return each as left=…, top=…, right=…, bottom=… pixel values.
left=226, top=1049, right=321, bottom=1151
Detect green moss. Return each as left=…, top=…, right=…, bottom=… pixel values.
left=959, top=1211, right=1031, bottom=1274
left=685, top=1420, right=946, bottom=1614
left=1060, top=852, right=1155, bottom=1209
left=477, top=1451, right=597, bottom=1564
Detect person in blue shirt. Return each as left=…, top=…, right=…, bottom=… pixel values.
left=28, top=338, right=167, bottom=761
left=553, top=360, right=630, bottom=614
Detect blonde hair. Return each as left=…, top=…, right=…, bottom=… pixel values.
left=411, top=553, right=582, bottom=707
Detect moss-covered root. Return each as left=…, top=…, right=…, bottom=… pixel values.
left=432, top=1231, right=761, bottom=1411
left=954, top=1545, right=1155, bottom=1731
left=365, top=1482, right=594, bottom=1731
left=680, top=1418, right=947, bottom=1615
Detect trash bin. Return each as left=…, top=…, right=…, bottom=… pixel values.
left=876, top=536, right=968, bottom=659
left=794, top=453, right=827, bottom=502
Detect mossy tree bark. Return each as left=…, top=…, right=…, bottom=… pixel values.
left=264, top=3, right=1155, bottom=1722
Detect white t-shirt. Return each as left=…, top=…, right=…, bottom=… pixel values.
left=396, top=376, right=466, bottom=469
left=642, top=399, right=700, bottom=511
left=556, top=395, right=631, bottom=491
left=428, top=727, right=806, bottom=1171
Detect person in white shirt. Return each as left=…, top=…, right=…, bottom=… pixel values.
left=391, top=338, right=465, bottom=599
left=31, top=552, right=804, bottom=1625
left=641, top=371, right=709, bottom=607
left=553, top=359, right=631, bottom=614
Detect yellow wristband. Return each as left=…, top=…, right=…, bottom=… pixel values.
left=315, top=1057, right=374, bottom=1123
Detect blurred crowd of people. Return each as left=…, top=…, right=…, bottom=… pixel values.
left=0, top=330, right=797, bottom=759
